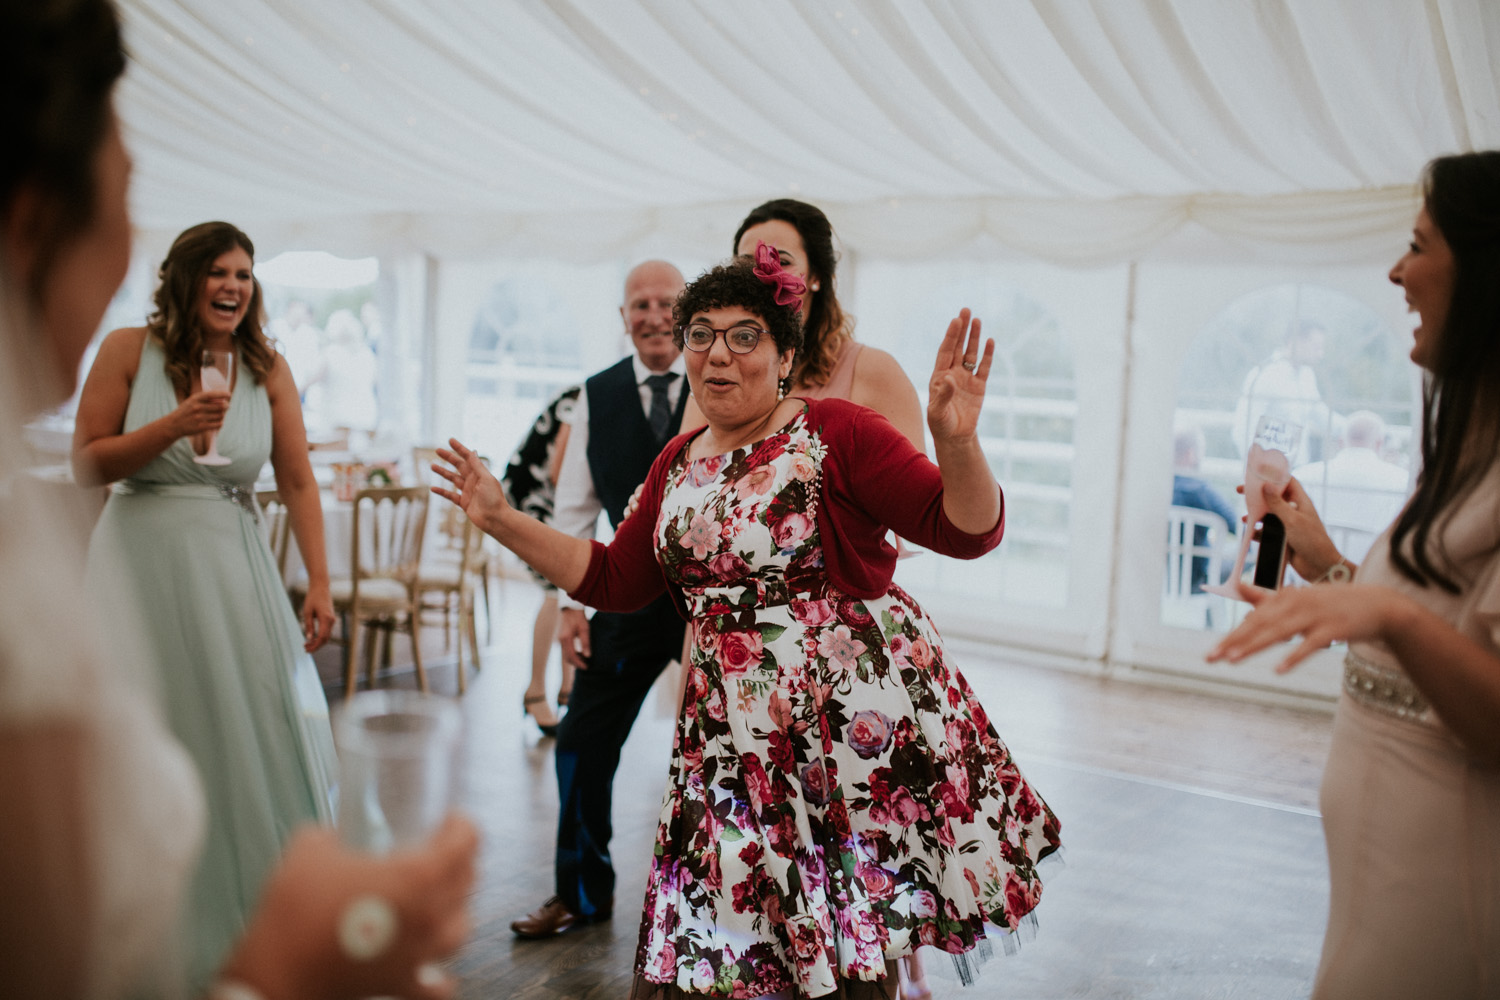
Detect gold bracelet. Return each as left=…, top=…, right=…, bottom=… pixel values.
left=1317, top=559, right=1353, bottom=584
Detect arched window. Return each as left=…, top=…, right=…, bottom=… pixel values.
left=889, top=275, right=1076, bottom=614
left=462, top=263, right=595, bottom=466
left=258, top=252, right=382, bottom=446
left=1163, top=283, right=1416, bottom=630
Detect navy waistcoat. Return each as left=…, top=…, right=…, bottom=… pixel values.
left=584, top=357, right=686, bottom=530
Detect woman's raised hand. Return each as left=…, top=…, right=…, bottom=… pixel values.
left=927, top=308, right=995, bottom=445
left=430, top=438, right=509, bottom=538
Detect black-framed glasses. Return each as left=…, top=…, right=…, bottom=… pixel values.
left=682, top=322, right=766, bottom=355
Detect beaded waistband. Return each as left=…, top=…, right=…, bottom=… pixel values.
left=1343, top=649, right=1431, bottom=723
left=112, top=480, right=259, bottom=520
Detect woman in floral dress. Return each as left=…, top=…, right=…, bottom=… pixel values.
left=434, top=249, right=1061, bottom=999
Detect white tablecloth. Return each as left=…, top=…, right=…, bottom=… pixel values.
left=282, top=492, right=353, bottom=586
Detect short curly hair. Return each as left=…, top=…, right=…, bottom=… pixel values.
left=673, top=256, right=804, bottom=357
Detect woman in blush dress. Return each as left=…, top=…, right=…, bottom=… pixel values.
left=435, top=251, right=1060, bottom=999
left=1210, top=151, right=1500, bottom=1000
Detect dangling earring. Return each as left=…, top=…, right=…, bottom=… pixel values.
left=777, top=378, right=786, bottom=401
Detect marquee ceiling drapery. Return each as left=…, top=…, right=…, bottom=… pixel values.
left=116, top=0, right=1500, bottom=263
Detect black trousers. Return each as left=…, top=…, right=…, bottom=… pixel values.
left=553, top=595, right=684, bottom=918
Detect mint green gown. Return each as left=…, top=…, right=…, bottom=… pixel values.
left=85, top=336, right=336, bottom=990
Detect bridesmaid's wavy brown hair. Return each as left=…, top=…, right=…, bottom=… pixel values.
left=732, top=199, right=851, bottom=390
left=148, top=221, right=277, bottom=395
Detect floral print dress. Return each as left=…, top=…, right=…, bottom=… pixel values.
left=635, top=410, right=1061, bottom=999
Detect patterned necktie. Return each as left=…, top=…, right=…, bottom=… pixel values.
left=645, top=372, right=678, bottom=444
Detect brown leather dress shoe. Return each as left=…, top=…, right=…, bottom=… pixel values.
left=510, top=896, right=611, bottom=939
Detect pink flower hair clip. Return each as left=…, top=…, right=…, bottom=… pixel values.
left=752, top=241, right=807, bottom=314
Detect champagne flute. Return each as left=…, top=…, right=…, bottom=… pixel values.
left=335, top=690, right=463, bottom=854
left=194, top=349, right=234, bottom=466
left=334, top=691, right=462, bottom=986
left=1205, top=415, right=1302, bottom=599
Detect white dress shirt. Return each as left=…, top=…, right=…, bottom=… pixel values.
left=553, top=353, right=686, bottom=609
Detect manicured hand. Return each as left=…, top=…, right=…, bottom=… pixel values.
left=431, top=439, right=508, bottom=537
left=170, top=389, right=230, bottom=437
left=622, top=482, right=645, bottom=521
left=558, top=606, right=591, bottom=671
left=927, top=308, right=994, bottom=446
left=1207, top=581, right=1400, bottom=673
left=221, top=815, right=479, bottom=1000
left=301, top=582, right=337, bottom=652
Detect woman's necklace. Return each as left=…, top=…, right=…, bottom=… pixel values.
left=702, top=400, right=792, bottom=456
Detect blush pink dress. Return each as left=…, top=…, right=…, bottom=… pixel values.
left=1313, top=467, right=1500, bottom=1000
left=798, top=341, right=862, bottom=402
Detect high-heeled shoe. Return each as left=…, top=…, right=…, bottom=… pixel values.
left=898, top=954, right=932, bottom=1000
left=524, top=694, right=559, bottom=737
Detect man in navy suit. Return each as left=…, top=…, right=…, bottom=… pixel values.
left=511, top=260, right=689, bottom=938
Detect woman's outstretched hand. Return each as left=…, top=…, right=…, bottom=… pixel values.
left=431, top=438, right=509, bottom=538
left=927, top=308, right=994, bottom=445
left=1206, top=580, right=1400, bottom=674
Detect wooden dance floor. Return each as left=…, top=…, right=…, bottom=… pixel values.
left=316, top=578, right=1333, bottom=999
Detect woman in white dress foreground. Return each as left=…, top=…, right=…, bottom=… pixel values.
left=0, top=1, right=476, bottom=996
left=1210, top=150, right=1500, bottom=1000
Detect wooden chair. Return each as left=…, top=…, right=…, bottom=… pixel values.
left=319, top=486, right=431, bottom=698
left=255, top=488, right=294, bottom=587
left=417, top=514, right=487, bottom=693
left=411, top=445, right=443, bottom=486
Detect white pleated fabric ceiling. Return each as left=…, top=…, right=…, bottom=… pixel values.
left=116, top=0, right=1500, bottom=263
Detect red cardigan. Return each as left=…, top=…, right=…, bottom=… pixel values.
left=569, top=397, right=1004, bottom=618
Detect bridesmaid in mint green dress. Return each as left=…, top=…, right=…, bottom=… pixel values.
left=73, top=222, right=338, bottom=991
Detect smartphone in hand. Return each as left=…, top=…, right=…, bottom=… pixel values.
left=1253, top=513, right=1289, bottom=589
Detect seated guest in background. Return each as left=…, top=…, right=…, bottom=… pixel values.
left=1172, top=425, right=1238, bottom=593
left=270, top=298, right=326, bottom=401
left=0, top=2, right=476, bottom=997
left=320, top=307, right=379, bottom=434
left=71, top=219, right=347, bottom=989
left=434, top=252, right=1061, bottom=998
left=1292, top=410, right=1411, bottom=564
